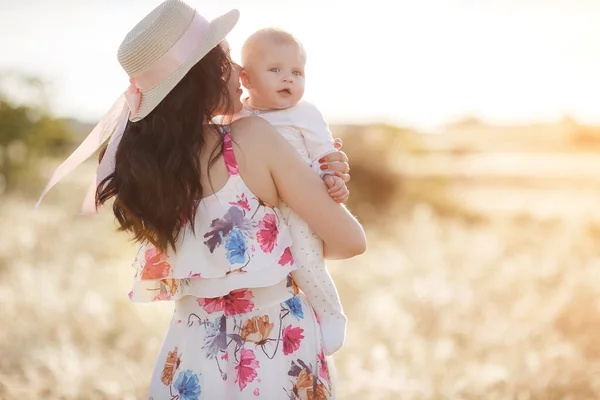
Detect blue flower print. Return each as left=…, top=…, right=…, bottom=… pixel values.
left=225, top=229, right=247, bottom=264
left=173, top=369, right=201, bottom=400
left=284, top=296, right=304, bottom=320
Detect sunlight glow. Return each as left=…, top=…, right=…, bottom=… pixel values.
left=1, top=0, right=599, bottom=130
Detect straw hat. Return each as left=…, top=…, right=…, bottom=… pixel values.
left=35, top=0, right=239, bottom=212
left=119, top=0, right=239, bottom=122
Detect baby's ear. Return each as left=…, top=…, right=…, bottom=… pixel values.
left=240, top=69, right=252, bottom=90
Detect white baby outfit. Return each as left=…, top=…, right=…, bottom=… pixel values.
left=233, top=100, right=347, bottom=355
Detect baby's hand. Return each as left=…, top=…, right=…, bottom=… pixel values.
left=323, top=174, right=349, bottom=204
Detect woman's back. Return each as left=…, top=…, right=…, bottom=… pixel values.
left=131, top=111, right=366, bottom=301
left=197, top=120, right=278, bottom=209
left=130, top=124, right=296, bottom=302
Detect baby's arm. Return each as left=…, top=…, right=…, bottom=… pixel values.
left=323, top=174, right=348, bottom=204
left=291, top=101, right=338, bottom=175
left=291, top=102, right=348, bottom=202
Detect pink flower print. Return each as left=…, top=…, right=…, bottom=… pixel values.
left=152, top=291, right=170, bottom=302
left=229, top=193, right=251, bottom=211
left=141, top=247, right=171, bottom=280
left=196, top=288, right=255, bottom=316
left=223, top=132, right=239, bottom=175
left=282, top=325, right=304, bottom=355
left=223, top=288, right=255, bottom=316
left=257, top=213, right=278, bottom=253
left=253, top=388, right=260, bottom=396
left=128, top=290, right=133, bottom=300
left=318, top=350, right=331, bottom=382
left=234, top=348, right=259, bottom=391
left=196, top=296, right=225, bottom=314
left=187, top=272, right=202, bottom=278
left=221, top=352, right=228, bottom=361
left=278, top=247, right=294, bottom=266
left=179, top=202, right=197, bottom=226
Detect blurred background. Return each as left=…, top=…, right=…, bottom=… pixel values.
left=2, top=0, right=600, bottom=399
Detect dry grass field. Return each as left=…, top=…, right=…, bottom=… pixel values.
left=3, top=123, right=600, bottom=399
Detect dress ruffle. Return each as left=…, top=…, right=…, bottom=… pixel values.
left=129, top=236, right=295, bottom=302
left=128, top=175, right=296, bottom=302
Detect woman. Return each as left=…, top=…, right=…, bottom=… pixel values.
left=37, top=0, right=366, bottom=398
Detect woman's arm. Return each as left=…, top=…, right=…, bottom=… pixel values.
left=319, top=139, right=356, bottom=258
left=242, top=118, right=366, bottom=259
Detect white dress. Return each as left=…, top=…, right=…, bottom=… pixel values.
left=130, top=126, right=333, bottom=399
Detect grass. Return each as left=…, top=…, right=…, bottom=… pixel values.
left=3, top=146, right=600, bottom=398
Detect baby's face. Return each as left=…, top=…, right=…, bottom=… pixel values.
left=242, top=41, right=306, bottom=110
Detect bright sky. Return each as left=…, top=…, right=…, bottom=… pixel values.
left=1, top=0, right=599, bottom=130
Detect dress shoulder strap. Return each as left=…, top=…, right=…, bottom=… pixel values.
left=220, top=125, right=238, bottom=176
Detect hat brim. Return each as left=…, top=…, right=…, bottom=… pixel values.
left=129, top=9, right=240, bottom=122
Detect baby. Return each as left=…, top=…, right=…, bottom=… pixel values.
left=233, top=28, right=347, bottom=356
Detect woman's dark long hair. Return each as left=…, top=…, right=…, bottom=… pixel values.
left=96, top=45, right=234, bottom=252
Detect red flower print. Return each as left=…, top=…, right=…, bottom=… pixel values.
left=196, top=296, right=225, bottom=314
left=152, top=292, right=170, bottom=302
left=278, top=247, right=294, bottom=266
left=257, top=214, right=278, bottom=253
left=234, top=348, right=259, bottom=391
left=223, top=288, right=255, bottom=316
left=196, top=288, right=255, bottom=316
left=141, top=247, right=171, bottom=280
left=229, top=193, right=251, bottom=211
left=282, top=325, right=304, bottom=355
left=318, top=350, right=331, bottom=383
left=253, top=388, right=260, bottom=396
left=179, top=202, right=197, bottom=226
left=223, top=132, right=239, bottom=175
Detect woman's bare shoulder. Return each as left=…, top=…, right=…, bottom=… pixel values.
left=229, top=116, right=280, bottom=149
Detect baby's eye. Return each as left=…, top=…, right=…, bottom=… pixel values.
left=292, top=71, right=302, bottom=76
left=270, top=67, right=280, bottom=73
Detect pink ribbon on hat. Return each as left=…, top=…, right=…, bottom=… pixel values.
left=35, top=12, right=212, bottom=214
left=124, top=78, right=142, bottom=114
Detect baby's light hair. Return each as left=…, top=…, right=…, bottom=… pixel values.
left=242, top=27, right=306, bottom=66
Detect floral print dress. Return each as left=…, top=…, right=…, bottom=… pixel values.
left=129, top=126, right=333, bottom=399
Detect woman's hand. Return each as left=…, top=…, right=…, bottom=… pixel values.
left=318, top=138, right=350, bottom=182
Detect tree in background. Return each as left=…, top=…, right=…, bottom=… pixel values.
left=0, top=72, right=74, bottom=193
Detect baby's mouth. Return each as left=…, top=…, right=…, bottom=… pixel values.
left=278, top=89, right=292, bottom=96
